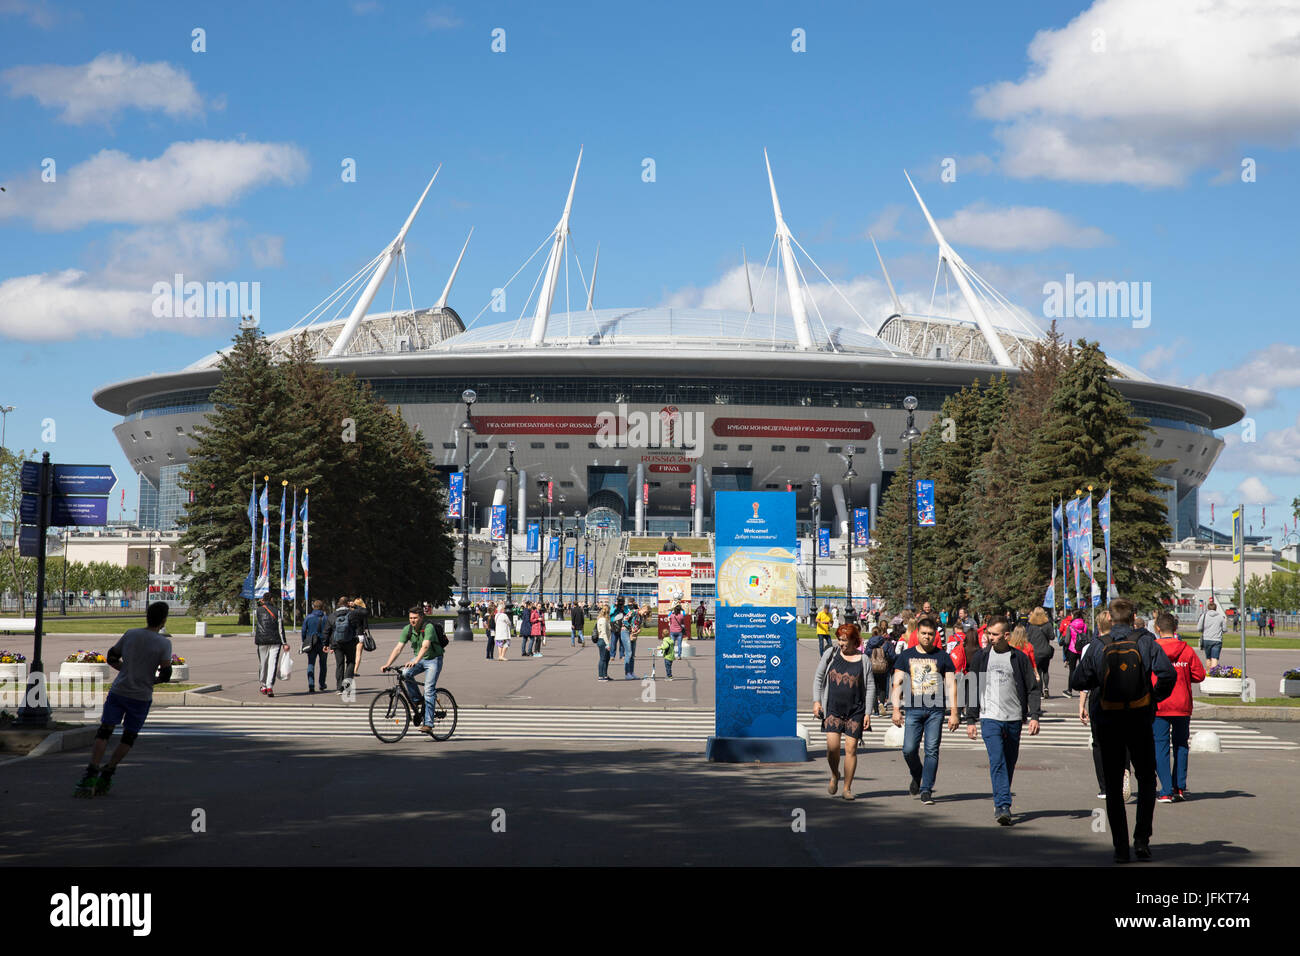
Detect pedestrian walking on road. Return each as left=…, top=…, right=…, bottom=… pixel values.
left=330, top=595, right=360, bottom=696
left=963, top=615, right=1042, bottom=825
left=1151, top=611, right=1205, bottom=803
left=1268, top=614, right=1275, bottom=637
left=494, top=603, right=513, bottom=661
left=668, top=602, right=687, bottom=658
left=612, top=599, right=627, bottom=659
left=658, top=627, right=676, bottom=680
left=1070, top=598, right=1176, bottom=863
left=891, top=617, right=959, bottom=804
left=813, top=623, right=875, bottom=800
left=350, top=599, right=371, bottom=676
left=74, top=601, right=174, bottom=798
left=300, top=599, right=330, bottom=692
left=1197, top=600, right=1227, bottom=669
left=1024, top=607, right=1055, bottom=698
left=594, top=605, right=613, bottom=681
left=623, top=603, right=645, bottom=680
left=519, top=600, right=535, bottom=657
left=530, top=602, right=545, bottom=658
left=571, top=602, right=586, bottom=647
left=816, top=604, right=833, bottom=655
left=255, top=592, right=288, bottom=697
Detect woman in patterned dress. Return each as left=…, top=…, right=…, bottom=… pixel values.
left=812, top=623, right=876, bottom=800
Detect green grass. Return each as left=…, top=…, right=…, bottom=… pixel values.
left=1200, top=696, right=1300, bottom=707
left=1180, top=631, right=1300, bottom=650
left=1, top=614, right=248, bottom=635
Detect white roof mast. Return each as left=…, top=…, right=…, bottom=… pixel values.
left=435, top=227, right=474, bottom=310
left=328, top=167, right=440, bottom=357
left=904, top=170, right=1015, bottom=368
left=765, top=149, right=815, bottom=351
left=529, top=147, right=583, bottom=345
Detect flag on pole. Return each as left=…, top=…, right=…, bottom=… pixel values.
left=255, top=480, right=270, bottom=597
left=241, top=478, right=258, bottom=599
left=1081, top=492, right=1096, bottom=583
left=1044, top=502, right=1059, bottom=609
left=1064, top=497, right=1080, bottom=609
left=286, top=488, right=298, bottom=598
left=1057, top=500, right=1071, bottom=610
left=278, top=482, right=287, bottom=596
left=300, top=491, right=310, bottom=611
left=1099, top=489, right=1114, bottom=601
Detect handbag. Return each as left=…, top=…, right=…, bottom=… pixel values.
left=278, top=648, right=295, bottom=681
left=362, top=629, right=377, bottom=653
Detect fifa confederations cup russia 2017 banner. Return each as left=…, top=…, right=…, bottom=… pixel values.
left=656, top=551, right=692, bottom=639
left=447, top=472, right=464, bottom=520
left=713, top=491, right=797, bottom=738
left=490, top=504, right=506, bottom=540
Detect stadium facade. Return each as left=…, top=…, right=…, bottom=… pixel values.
left=93, top=153, right=1243, bottom=542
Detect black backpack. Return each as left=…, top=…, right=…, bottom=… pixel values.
left=331, top=608, right=355, bottom=646
left=431, top=619, right=449, bottom=648
left=1099, top=634, right=1152, bottom=711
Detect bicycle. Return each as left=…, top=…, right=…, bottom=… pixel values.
left=369, top=666, right=458, bottom=743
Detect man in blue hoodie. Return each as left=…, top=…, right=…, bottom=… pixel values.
left=1071, top=598, right=1176, bottom=863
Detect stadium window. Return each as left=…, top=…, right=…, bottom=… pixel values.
left=175, top=426, right=184, bottom=434
left=442, top=442, right=457, bottom=449
left=143, top=430, right=153, bottom=439
left=770, top=445, right=785, bottom=452
left=498, top=442, right=511, bottom=449
left=560, top=481, right=575, bottom=488
left=588, top=442, right=599, bottom=449
left=1200, top=447, right=1207, bottom=456
left=765, top=483, right=779, bottom=489
left=130, top=435, right=137, bottom=442
left=738, top=444, right=752, bottom=451
left=530, top=442, right=545, bottom=449
left=678, top=482, right=691, bottom=489
left=555, top=442, right=570, bottom=449
left=884, top=447, right=899, bottom=455
left=827, top=446, right=842, bottom=454
left=854, top=446, right=866, bottom=454
left=1154, top=439, right=1163, bottom=448
left=713, top=444, right=727, bottom=451
left=795, top=445, right=809, bottom=453
left=474, top=441, right=489, bottom=449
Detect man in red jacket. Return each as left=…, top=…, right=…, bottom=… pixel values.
left=1151, top=610, right=1205, bottom=803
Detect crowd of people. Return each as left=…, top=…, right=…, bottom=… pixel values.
left=812, top=597, right=1207, bottom=863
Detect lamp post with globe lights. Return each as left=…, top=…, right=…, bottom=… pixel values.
left=810, top=473, right=821, bottom=617
left=453, top=389, right=476, bottom=641
left=504, top=441, right=517, bottom=609
left=901, top=395, right=922, bottom=611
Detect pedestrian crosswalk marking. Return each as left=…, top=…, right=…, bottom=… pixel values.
left=134, top=705, right=1300, bottom=750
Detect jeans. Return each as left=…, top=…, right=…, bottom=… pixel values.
left=334, top=640, right=357, bottom=688
left=663, top=656, right=674, bottom=678
left=1152, top=715, right=1191, bottom=796
left=571, top=627, right=583, bottom=646
left=520, top=631, right=533, bottom=656
left=615, top=627, right=628, bottom=659
left=257, top=644, right=281, bottom=687
left=1096, top=715, right=1158, bottom=851
left=817, top=633, right=831, bottom=655
left=596, top=639, right=610, bottom=679
left=671, top=631, right=683, bottom=658
left=902, top=708, right=945, bottom=791
left=306, top=644, right=329, bottom=689
left=625, top=635, right=637, bottom=677
left=402, top=656, right=444, bottom=726
left=980, top=719, right=1023, bottom=810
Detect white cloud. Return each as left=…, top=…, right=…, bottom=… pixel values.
left=0, top=139, right=309, bottom=230
left=865, top=204, right=906, bottom=241
left=3, top=52, right=203, bottom=124
left=0, top=219, right=251, bottom=341
left=1137, top=339, right=1186, bottom=375
left=937, top=202, right=1111, bottom=251
left=424, top=6, right=461, bottom=30
left=1189, top=344, right=1300, bottom=410
left=1218, top=414, right=1300, bottom=476
left=249, top=234, right=285, bottom=268
left=1231, top=476, right=1277, bottom=506
left=972, top=0, right=1300, bottom=185
left=0, top=0, right=58, bottom=29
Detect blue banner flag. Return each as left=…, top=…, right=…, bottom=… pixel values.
left=447, top=471, right=464, bottom=520
left=817, top=525, right=831, bottom=557
left=526, top=522, right=539, bottom=552
left=241, top=478, right=258, bottom=598
left=1098, top=490, right=1113, bottom=600
left=915, top=480, right=936, bottom=527
left=578, top=554, right=586, bottom=574
left=713, top=491, right=798, bottom=741
left=853, top=507, right=870, bottom=545
left=299, top=492, right=309, bottom=610
left=1045, top=502, right=1060, bottom=609
left=548, top=536, right=560, bottom=561
left=490, top=504, right=506, bottom=540
left=1065, top=497, right=1082, bottom=609
left=278, top=483, right=286, bottom=596
left=286, top=488, right=298, bottom=597
left=565, top=546, right=575, bottom=568
left=256, top=481, right=271, bottom=598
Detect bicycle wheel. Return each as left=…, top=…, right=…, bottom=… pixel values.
left=428, top=687, right=458, bottom=741
left=369, top=688, right=410, bottom=743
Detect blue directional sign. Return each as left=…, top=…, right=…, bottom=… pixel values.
left=19, top=525, right=43, bottom=558
left=51, top=464, right=117, bottom=496
left=20, top=492, right=46, bottom=526
left=51, top=496, right=109, bottom=526
left=20, top=461, right=43, bottom=494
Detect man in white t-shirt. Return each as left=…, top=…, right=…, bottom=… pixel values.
left=75, top=601, right=174, bottom=798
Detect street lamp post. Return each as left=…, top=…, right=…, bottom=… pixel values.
left=583, top=531, right=591, bottom=607
left=0, top=404, right=14, bottom=452
left=557, top=509, right=566, bottom=606
left=505, top=442, right=517, bottom=609
left=61, top=527, right=69, bottom=615
left=453, top=389, right=477, bottom=641
left=810, top=473, right=821, bottom=619
left=901, top=395, right=921, bottom=611
left=536, top=473, right=551, bottom=602
left=844, top=453, right=857, bottom=621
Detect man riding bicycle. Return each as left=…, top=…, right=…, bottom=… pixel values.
left=382, top=606, right=445, bottom=735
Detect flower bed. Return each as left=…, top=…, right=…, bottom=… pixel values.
left=1203, top=665, right=1243, bottom=695
left=166, top=655, right=189, bottom=682
left=0, top=651, right=27, bottom=683
left=1282, top=669, right=1300, bottom=698
left=61, top=650, right=109, bottom=683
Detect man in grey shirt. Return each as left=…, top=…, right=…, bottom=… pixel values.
left=1196, top=600, right=1227, bottom=668
left=74, top=601, right=173, bottom=798
left=962, top=616, right=1041, bottom=826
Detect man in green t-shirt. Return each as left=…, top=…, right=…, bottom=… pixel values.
left=383, top=606, right=445, bottom=734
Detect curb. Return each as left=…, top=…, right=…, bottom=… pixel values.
left=0, top=725, right=98, bottom=767
left=1194, top=703, right=1300, bottom=722
left=151, top=684, right=224, bottom=705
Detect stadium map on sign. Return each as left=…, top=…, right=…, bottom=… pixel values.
left=715, top=547, right=798, bottom=607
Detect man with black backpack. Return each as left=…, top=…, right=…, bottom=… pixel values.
left=330, top=595, right=360, bottom=697
left=1070, top=598, right=1176, bottom=863
left=382, top=606, right=447, bottom=735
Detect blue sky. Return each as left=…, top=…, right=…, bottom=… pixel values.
left=2, top=0, right=1298, bottom=536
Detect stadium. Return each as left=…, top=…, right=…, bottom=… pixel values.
left=93, top=152, right=1243, bottom=563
